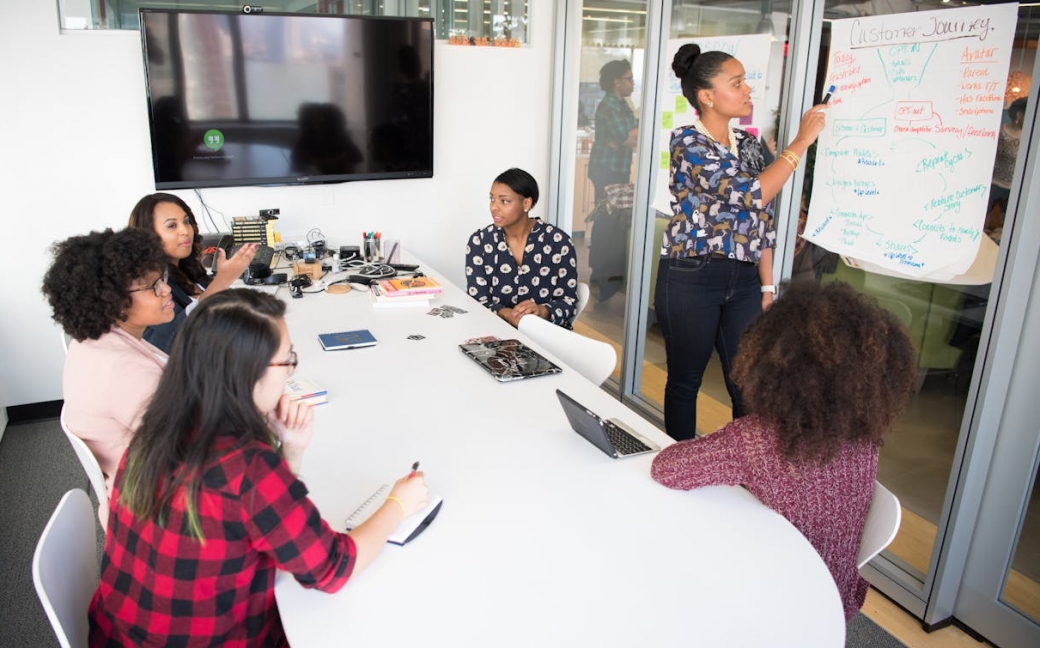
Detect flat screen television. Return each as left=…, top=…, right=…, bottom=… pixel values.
left=140, top=9, right=434, bottom=190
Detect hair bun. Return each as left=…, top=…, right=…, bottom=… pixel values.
left=672, top=43, right=702, bottom=79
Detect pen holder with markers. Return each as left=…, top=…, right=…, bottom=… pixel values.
left=363, top=237, right=382, bottom=263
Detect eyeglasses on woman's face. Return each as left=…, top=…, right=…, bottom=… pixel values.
left=128, top=269, right=170, bottom=298
left=269, top=350, right=298, bottom=376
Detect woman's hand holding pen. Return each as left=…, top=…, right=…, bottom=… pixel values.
left=790, top=103, right=829, bottom=152
left=758, top=103, right=829, bottom=204
left=388, top=470, right=429, bottom=519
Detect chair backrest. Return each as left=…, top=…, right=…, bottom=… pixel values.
left=32, top=489, right=99, bottom=648
left=60, top=329, right=72, bottom=356
left=857, top=481, right=902, bottom=569
left=574, top=282, right=590, bottom=321
left=60, top=407, right=109, bottom=530
left=518, top=315, right=617, bottom=386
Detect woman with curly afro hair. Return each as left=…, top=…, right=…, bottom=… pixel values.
left=128, top=193, right=258, bottom=352
left=42, top=228, right=174, bottom=494
left=651, top=281, right=916, bottom=621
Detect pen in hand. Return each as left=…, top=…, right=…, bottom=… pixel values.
left=408, top=461, right=420, bottom=479
left=822, top=84, right=836, bottom=104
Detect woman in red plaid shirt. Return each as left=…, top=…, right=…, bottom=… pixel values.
left=89, top=289, right=428, bottom=647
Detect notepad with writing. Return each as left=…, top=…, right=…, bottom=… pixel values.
left=318, top=329, right=377, bottom=351
left=344, top=485, right=443, bottom=546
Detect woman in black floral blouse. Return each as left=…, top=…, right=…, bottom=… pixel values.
left=465, top=168, right=579, bottom=329
left=655, top=44, right=828, bottom=441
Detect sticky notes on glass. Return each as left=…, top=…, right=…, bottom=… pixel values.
left=662, top=112, right=673, bottom=129
left=660, top=151, right=670, bottom=170
left=675, top=96, right=688, bottom=113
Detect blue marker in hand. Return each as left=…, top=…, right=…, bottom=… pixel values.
left=822, top=84, right=836, bottom=104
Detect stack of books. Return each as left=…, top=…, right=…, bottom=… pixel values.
left=283, top=377, right=328, bottom=406
left=370, top=276, right=443, bottom=307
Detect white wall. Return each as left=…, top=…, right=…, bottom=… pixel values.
left=0, top=2, right=558, bottom=407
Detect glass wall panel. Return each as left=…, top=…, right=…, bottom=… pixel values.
left=566, top=1, right=649, bottom=383
left=798, top=0, right=1035, bottom=590
left=1000, top=450, right=1040, bottom=622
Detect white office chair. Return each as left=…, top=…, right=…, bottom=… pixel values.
left=60, top=329, right=72, bottom=355
left=857, top=481, right=902, bottom=569
left=574, top=282, right=590, bottom=320
left=518, top=315, right=617, bottom=386
left=60, top=406, right=110, bottom=530
left=32, top=489, right=99, bottom=648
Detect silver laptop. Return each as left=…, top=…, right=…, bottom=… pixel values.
left=459, top=339, right=562, bottom=382
left=556, top=390, right=660, bottom=458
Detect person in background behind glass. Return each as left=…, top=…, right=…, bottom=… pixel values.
left=128, top=193, right=257, bottom=353
left=652, top=281, right=917, bottom=621
left=42, top=228, right=173, bottom=496
left=588, top=59, right=639, bottom=207
left=89, top=289, right=429, bottom=646
left=987, top=96, right=1028, bottom=240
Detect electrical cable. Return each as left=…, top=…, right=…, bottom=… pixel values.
left=192, top=189, right=223, bottom=233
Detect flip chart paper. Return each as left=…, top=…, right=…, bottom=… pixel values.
left=805, top=4, right=1018, bottom=280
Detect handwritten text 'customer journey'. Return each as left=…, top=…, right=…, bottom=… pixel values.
left=804, top=3, right=1017, bottom=280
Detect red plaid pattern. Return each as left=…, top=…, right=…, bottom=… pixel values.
left=89, top=436, right=356, bottom=647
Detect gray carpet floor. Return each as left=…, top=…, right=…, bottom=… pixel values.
left=0, top=417, right=105, bottom=648
left=0, top=417, right=904, bottom=647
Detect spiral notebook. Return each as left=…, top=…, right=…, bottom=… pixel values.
left=344, top=485, right=443, bottom=546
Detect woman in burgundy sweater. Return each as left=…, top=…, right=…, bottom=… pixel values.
left=651, top=281, right=916, bottom=620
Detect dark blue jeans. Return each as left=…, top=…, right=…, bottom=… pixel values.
left=654, top=256, right=762, bottom=441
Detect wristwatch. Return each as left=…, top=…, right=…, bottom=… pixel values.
left=760, top=284, right=777, bottom=294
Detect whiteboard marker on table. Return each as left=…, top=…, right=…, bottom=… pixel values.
left=822, top=85, right=836, bottom=104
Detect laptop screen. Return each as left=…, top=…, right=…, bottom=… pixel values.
left=556, top=390, right=617, bottom=456
left=459, top=339, right=562, bottom=382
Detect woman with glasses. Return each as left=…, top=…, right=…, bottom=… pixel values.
left=90, top=289, right=429, bottom=646
left=128, top=193, right=258, bottom=353
left=42, top=228, right=174, bottom=493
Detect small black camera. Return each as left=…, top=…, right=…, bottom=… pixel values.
left=242, top=5, right=263, bottom=14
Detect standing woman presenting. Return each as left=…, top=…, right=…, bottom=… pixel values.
left=656, top=44, right=828, bottom=440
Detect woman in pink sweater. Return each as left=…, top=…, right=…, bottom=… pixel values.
left=651, top=281, right=916, bottom=620
left=43, top=228, right=174, bottom=494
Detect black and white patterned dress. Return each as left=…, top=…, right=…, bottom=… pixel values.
left=465, top=219, right=579, bottom=329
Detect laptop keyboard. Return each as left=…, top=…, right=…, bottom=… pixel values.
left=604, top=420, right=652, bottom=456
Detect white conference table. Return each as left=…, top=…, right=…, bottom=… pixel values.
left=271, top=259, right=846, bottom=648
